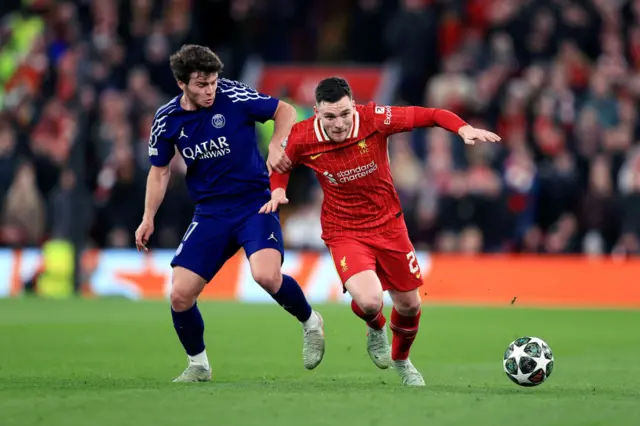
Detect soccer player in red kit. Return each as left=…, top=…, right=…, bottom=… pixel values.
left=261, top=77, right=500, bottom=386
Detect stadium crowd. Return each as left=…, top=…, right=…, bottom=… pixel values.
left=1, top=0, right=640, bottom=256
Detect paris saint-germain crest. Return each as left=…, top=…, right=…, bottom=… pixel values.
left=212, top=114, right=225, bottom=129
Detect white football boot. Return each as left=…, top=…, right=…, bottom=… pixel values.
left=302, top=311, right=325, bottom=370
left=172, top=364, right=212, bottom=383
left=391, top=359, right=425, bottom=386
left=367, top=326, right=391, bottom=369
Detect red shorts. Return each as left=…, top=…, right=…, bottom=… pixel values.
left=325, top=229, right=423, bottom=293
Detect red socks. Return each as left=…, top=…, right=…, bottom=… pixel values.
left=351, top=300, right=421, bottom=360
left=390, top=307, right=421, bottom=361
left=351, top=299, right=386, bottom=330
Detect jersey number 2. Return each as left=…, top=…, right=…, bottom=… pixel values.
left=406, top=251, right=419, bottom=274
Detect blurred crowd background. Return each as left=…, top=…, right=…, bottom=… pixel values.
left=1, top=0, right=640, bottom=257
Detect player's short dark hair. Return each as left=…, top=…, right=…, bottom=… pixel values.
left=169, top=44, right=224, bottom=84
left=315, top=77, right=352, bottom=104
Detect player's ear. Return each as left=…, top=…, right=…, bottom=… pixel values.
left=351, top=98, right=356, bottom=109
left=313, top=105, right=320, bottom=118
left=177, top=80, right=187, bottom=92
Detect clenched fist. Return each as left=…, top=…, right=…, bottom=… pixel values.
left=267, top=141, right=292, bottom=175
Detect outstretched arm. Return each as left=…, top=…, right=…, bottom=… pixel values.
left=411, top=107, right=468, bottom=133
left=374, top=105, right=501, bottom=144
left=412, top=107, right=501, bottom=145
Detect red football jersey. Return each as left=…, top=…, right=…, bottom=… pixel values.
left=278, top=102, right=422, bottom=240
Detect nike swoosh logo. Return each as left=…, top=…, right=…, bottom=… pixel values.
left=310, top=154, right=323, bottom=160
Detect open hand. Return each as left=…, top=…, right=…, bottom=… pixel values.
left=259, top=188, right=289, bottom=214
left=458, top=125, right=501, bottom=145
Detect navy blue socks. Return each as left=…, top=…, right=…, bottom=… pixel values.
left=270, top=274, right=313, bottom=322
left=171, top=302, right=205, bottom=356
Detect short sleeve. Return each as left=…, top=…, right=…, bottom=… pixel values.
left=372, top=104, right=415, bottom=135
left=148, top=114, right=175, bottom=167
left=219, top=79, right=279, bottom=123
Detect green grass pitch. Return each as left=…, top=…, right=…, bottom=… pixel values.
left=1, top=298, right=639, bottom=426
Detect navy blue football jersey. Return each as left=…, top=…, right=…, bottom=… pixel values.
left=148, top=78, right=279, bottom=214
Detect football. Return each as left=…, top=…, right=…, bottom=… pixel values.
left=503, top=336, right=554, bottom=387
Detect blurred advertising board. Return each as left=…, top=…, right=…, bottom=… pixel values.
left=1, top=249, right=639, bottom=309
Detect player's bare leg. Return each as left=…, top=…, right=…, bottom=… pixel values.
left=388, top=288, right=424, bottom=386
left=345, top=271, right=391, bottom=369
left=249, top=248, right=325, bottom=370
left=170, top=266, right=211, bottom=382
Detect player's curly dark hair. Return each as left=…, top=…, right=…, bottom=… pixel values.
left=315, top=77, right=352, bottom=104
left=169, top=44, right=224, bottom=84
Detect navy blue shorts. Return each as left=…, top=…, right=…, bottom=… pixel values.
left=170, top=210, right=284, bottom=282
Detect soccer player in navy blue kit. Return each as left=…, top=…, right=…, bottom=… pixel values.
left=134, top=45, right=325, bottom=382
